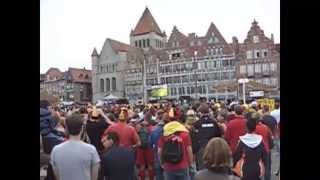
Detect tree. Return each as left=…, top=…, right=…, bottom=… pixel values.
left=40, top=90, right=60, bottom=104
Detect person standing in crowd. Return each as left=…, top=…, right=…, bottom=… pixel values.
left=86, top=106, right=114, bottom=154
left=184, top=109, right=198, bottom=180
left=233, top=112, right=267, bottom=180
left=193, top=103, right=222, bottom=170
left=135, top=112, right=155, bottom=180
left=216, top=109, right=228, bottom=136
left=158, top=120, right=193, bottom=180
left=224, top=105, right=247, bottom=155
left=150, top=111, right=169, bottom=180
left=270, top=101, right=280, bottom=124
left=261, top=105, right=278, bottom=136
left=100, top=132, right=135, bottom=180
left=254, top=114, right=274, bottom=180
left=102, top=107, right=141, bottom=149
left=50, top=114, right=101, bottom=180
left=40, top=100, right=65, bottom=180
left=194, top=137, right=240, bottom=180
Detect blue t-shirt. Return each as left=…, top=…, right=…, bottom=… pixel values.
left=149, top=125, right=164, bottom=162
left=101, top=146, right=135, bottom=180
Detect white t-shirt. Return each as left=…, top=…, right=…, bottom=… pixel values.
left=270, top=109, right=280, bottom=123
left=51, top=140, right=100, bottom=180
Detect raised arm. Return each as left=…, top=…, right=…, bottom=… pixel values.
left=99, top=110, right=115, bottom=125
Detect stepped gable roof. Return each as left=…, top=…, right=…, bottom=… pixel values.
left=244, top=19, right=271, bottom=44
left=68, top=67, right=91, bottom=83
left=131, top=7, right=164, bottom=37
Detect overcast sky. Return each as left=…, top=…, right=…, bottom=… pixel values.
left=40, top=0, right=280, bottom=74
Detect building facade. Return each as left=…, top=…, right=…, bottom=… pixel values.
left=235, top=20, right=280, bottom=98
left=91, top=7, right=279, bottom=103
left=41, top=67, right=92, bottom=102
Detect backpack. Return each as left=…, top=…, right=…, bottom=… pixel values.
left=138, top=127, right=150, bottom=149
left=161, top=133, right=184, bottom=164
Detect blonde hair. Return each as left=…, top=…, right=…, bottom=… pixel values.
left=203, top=137, right=232, bottom=169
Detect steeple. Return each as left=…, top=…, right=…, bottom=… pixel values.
left=131, top=7, right=164, bottom=37
left=91, top=48, right=98, bottom=57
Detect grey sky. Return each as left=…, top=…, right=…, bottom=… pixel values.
left=40, top=0, right=280, bottom=73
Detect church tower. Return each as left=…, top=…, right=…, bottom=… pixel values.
left=130, top=7, right=166, bottom=51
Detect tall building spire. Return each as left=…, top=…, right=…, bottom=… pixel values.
left=131, top=7, right=164, bottom=36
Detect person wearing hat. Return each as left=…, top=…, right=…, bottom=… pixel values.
left=193, top=103, right=222, bottom=170
left=184, top=109, right=198, bottom=180
left=158, top=119, right=193, bottom=180
left=86, top=106, right=114, bottom=156
left=101, top=108, right=141, bottom=150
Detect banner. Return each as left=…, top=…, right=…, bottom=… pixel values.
left=257, top=98, right=275, bottom=111
left=150, top=85, right=168, bottom=97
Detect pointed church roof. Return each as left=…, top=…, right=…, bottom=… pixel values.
left=91, top=48, right=98, bottom=56
left=131, top=7, right=164, bottom=37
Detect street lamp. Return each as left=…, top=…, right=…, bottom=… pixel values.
left=238, top=78, right=249, bottom=104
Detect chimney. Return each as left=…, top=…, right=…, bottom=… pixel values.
left=271, top=33, right=274, bottom=42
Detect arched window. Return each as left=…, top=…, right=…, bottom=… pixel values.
left=112, top=77, right=116, bottom=91
left=106, top=78, right=110, bottom=92
left=100, top=79, right=104, bottom=92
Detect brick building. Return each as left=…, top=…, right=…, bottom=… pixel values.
left=234, top=20, right=280, bottom=98
left=91, top=7, right=279, bottom=103
left=41, top=67, right=92, bottom=102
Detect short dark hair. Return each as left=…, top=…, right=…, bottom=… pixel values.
left=246, top=112, right=259, bottom=133
left=65, top=114, right=84, bottom=135
left=106, top=132, right=119, bottom=146
left=198, top=103, right=209, bottom=114
left=234, top=105, right=243, bottom=115
left=275, top=102, right=280, bottom=109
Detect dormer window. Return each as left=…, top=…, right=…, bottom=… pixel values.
left=85, top=74, right=89, bottom=79
left=79, top=74, right=83, bottom=78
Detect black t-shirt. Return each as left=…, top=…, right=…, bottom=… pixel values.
left=86, top=119, right=109, bottom=152
left=193, top=115, right=222, bottom=148
left=101, top=146, right=135, bottom=180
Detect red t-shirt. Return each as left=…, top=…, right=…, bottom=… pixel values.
left=255, top=122, right=272, bottom=153
left=103, top=122, right=139, bottom=149
left=225, top=116, right=246, bottom=154
left=158, top=131, right=191, bottom=172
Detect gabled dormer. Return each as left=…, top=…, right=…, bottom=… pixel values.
left=205, top=22, right=229, bottom=46
left=167, top=26, right=188, bottom=48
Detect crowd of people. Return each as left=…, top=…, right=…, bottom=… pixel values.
left=40, top=99, right=280, bottom=180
